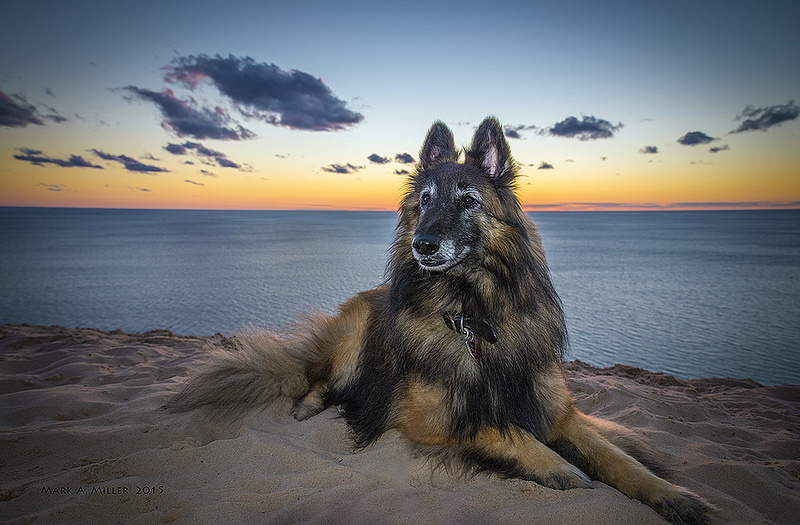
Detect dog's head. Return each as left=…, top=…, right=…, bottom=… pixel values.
left=404, top=117, right=519, bottom=272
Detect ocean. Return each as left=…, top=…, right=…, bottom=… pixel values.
left=1, top=207, right=798, bottom=385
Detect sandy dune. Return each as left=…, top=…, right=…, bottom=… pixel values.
left=1, top=324, right=798, bottom=524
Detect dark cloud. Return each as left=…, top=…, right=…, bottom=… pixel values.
left=677, top=131, right=716, bottom=146
left=538, top=162, right=555, bottom=170
left=504, top=124, right=537, bottom=139
left=394, top=169, right=410, bottom=176
left=368, top=153, right=390, bottom=164
left=35, top=182, right=68, bottom=192
left=164, top=141, right=242, bottom=169
left=199, top=169, right=217, bottom=177
left=395, top=152, right=415, bottom=164
left=184, top=179, right=204, bottom=186
left=14, top=148, right=103, bottom=168
left=639, top=146, right=659, bottom=154
left=731, top=101, right=800, bottom=133
left=321, top=163, right=363, bottom=174
left=122, top=86, right=254, bottom=140
left=38, top=102, right=67, bottom=124
left=545, top=116, right=623, bottom=140
left=1, top=91, right=44, bottom=127
left=709, top=145, right=730, bottom=153
left=504, top=126, right=523, bottom=139
left=165, top=54, right=364, bottom=131
left=92, top=150, right=169, bottom=173
left=164, top=143, right=187, bottom=155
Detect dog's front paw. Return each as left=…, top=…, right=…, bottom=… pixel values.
left=650, top=487, right=713, bottom=525
left=534, top=462, right=595, bottom=490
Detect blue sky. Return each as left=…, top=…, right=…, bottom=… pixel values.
left=1, top=0, right=798, bottom=210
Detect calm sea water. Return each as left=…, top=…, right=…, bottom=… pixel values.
left=1, top=207, right=798, bottom=385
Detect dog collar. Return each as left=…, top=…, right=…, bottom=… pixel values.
left=443, top=313, right=498, bottom=360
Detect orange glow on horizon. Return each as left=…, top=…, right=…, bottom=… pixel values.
left=2, top=156, right=798, bottom=212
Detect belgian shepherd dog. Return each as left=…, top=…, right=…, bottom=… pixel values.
left=168, top=117, right=711, bottom=524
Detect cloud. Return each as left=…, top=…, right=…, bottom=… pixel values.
left=394, top=169, right=410, bottom=176
left=164, top=143, right=187, bottom=155
left=122, top=86, right=254, bottom=140
left=639, top=146, right=659, bottom=154
left=731, top=101, right=800, bottom=133
left=35, top=182, right=68, bottom=192
left=1, top=91, right=45, bottom=127
left=164, top=141, right=242, bottom=169
left=538, top=161, right=554, bottom=169
left=321, top=163, right=363, bottom=174
left=368, top=153, right=390, bottom=164
left=92, top=150, right=169, bottom=172
left=165, top=54, right=364, bottom=131
left=709, top=145, right=730, bottom=153
left=677, top=131, right=716, bottom=146
left=395, top=153, right=415, bottom=164
left=184, top=179, right=204, bottom=186
left=199, top=169, right=217, bottom=177
left=14, top=148, right=103, bottom=168
left=504, top=124, right=538, bottom=139
left=544, top=116, right=623, bottom=140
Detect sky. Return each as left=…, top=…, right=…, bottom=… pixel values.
left=1, top=0, right=799, bottom=211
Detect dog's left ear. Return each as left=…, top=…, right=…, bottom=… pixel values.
left=467, top=117, right=514, bottom=184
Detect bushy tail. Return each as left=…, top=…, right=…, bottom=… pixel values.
left=165, top=316, right=327, bottom=416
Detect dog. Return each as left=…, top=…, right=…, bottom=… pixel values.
left=167, top=117, right=711, bottom=525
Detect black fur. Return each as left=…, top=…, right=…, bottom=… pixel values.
left=324, top=117, right=568, bottom=444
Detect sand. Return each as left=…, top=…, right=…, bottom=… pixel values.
left=1, top=324, right=798, bottom=524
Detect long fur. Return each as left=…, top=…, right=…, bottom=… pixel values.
left=168, top=117, right=712, bottom=525
left=166, top=315, right=326, bottom=416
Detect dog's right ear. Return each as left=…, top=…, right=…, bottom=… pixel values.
left=420, top=121, right=458, bottom=169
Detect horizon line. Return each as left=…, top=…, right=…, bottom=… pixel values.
left=2, top=202, right=800, bottom=213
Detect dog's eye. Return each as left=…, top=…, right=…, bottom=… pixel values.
left=461, top=195, right=479, bottom=209
left=420, top=193, right=431, bottom=207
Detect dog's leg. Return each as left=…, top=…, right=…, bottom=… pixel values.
left=463, top=427, right=595, bottom=489
left=394, top=378, right=592, bottom=489
left=291, top=288, right=378, bottom=421
left=549, top=409, right=711, bottom=525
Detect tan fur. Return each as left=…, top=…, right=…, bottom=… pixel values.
left=393, top=378, right=452, bottom=446
left=292, top=289, right=376, bottom=420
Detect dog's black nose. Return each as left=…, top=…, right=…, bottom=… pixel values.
left=412, top=234, right=440, bottom=256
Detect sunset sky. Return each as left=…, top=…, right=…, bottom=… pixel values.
left=1, top=0, right=798, bottom=211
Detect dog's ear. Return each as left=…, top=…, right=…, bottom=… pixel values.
left=467, top=117, right=514, bottom=184
left=420, top=121, right=458, bottom=169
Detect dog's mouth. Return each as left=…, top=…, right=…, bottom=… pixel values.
left=414, top=255, right=460, bottom=272
left=412, top=241, right=470, bottom=272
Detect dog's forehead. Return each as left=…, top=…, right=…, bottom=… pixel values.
left=420, top=162, right=487, bottom=190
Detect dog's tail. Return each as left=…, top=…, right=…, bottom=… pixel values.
left=165, top=315, right=328, bottom=417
